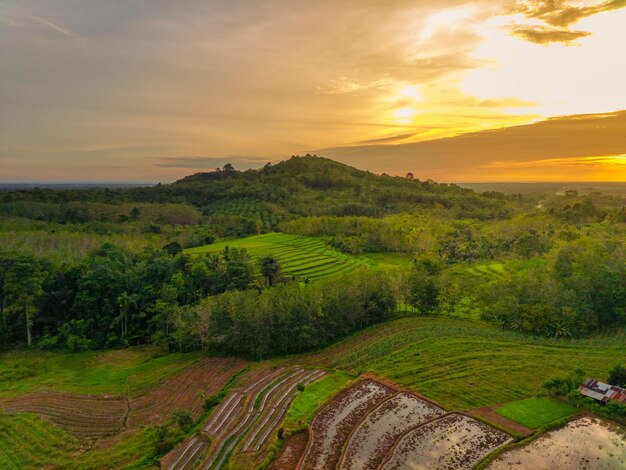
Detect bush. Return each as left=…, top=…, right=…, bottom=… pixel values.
left=172, top=410, right=193, bottom=431
left=608, top=364, right=626, bottom=387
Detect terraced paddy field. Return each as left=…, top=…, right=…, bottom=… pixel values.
left=162, top=365, right=326, bottom=470
left=294, top=379, right=511, bottom=470
left=300, top=316, right=626, bottom=411
left=186, top=233, right=371, bottom=281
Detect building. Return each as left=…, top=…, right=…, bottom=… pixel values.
left=578, top=378, right=626, bottom=403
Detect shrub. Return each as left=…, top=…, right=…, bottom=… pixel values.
left=172, top=410, right=193, bottom=431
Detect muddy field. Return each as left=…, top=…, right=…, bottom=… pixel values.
left=267, top=430, right=309, bottom=470
left=301, top=379, right=395, bottom=470
left=381, top=413, right=511, bottom=469
left=340, top=391, right=445, bottom=470
left=489, top=416, right=626, bottom=470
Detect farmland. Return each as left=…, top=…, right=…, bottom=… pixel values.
left=186, top=233, right=371, bottom=282
left=495, top=397, right=577, bottom=429
left=162, top=365, right=326, bottom=470
left=296, top=379, right=511, bottom=470
left=489, top=416, right=626, bottom=469
left=302, top=315, right=626, bottom=410
left=383, top=413, right=511, bottom=469
left=0, top=351, right=248, bottom=469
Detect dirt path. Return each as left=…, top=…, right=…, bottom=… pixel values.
left=466, top=405, right=533, bottom=437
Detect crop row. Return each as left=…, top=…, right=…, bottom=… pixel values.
left=164, top=366, right=325, bottom=470
left=189, top=233, right=371, bottom=282
left=0, top=392, right=127, bottom=439
left=128, top=357, right=247, bottom=427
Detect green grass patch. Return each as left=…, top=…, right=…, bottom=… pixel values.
left=0, top=413, right=163, bottom=469
left=496, top=397, right=577, bottom=429
left=283, top=371, right=352, bottom=430
left=0, top=348, right=199, bottom=397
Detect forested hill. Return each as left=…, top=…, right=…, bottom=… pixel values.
left=131, top=155, right=513, bottom=220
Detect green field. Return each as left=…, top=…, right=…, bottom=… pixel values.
left=496, top=397, right=578, bottom=429
left=186, top=233, right=371, bottom=281
left=0, top=348, right=199, bottom=398
left=283, top=371, right=353, bottom=430
left=0, top=413, right=162, bottom=469
left=303, top=315, right=626, bottom=410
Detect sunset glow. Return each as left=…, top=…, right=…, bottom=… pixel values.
left=1, top=0, right=624, bottom=182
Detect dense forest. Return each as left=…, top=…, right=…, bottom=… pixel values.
left=1, top=156, right=625, bottom=357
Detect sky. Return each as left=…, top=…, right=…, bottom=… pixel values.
left=0, top=0, right=625, bottom=182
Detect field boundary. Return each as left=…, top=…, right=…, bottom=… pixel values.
left=472, top=412, right=586, bottom=470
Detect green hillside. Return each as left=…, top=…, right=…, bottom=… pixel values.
left=186, top=233, right=371, bottom=282
left=301, top=315, right=626, bottom=410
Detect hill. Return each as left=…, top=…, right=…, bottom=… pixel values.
left=151, top=156, right=513, bottom=223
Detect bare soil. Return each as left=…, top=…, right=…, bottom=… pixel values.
left=467, top=404, right=534, bottom=437
left=267, top=430, right=309, bottom=470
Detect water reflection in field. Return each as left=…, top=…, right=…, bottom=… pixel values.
left=490, top=416, right=626, bottom=470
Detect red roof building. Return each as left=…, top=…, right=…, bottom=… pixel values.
left=578, top=378, right=626, bottom=403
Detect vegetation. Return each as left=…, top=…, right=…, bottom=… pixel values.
left=0, top=348, right=198, bottom=397
left=186, top=233, right=371, bottom=282
left=1, top=155, right=625, bottom=467
left=495, top=398, right=577, bottom=429
left=283, top=372, right=353, bottom=430
left=303, top=316, right=625, bottom=410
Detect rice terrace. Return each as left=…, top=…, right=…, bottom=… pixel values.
left=2, top=0, right=626, bottom=466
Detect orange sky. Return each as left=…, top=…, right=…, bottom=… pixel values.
left=0, top=0, right=625, bottom=182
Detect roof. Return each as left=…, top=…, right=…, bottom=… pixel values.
left=578, top=378, right=626, bottom=403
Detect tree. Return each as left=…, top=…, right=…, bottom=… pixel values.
left=408, top=257, right=441, bottom=314
left=405, top=172, right=414, bottom=180
left=1, top=255, right=47, bottom=346
left=162, top=241, right=183, bottom=256
left=260, top=256, right=282, bottom=286
left=130, top=207, right=141, bottom=220
left=608, top=365, right=626, bottom=387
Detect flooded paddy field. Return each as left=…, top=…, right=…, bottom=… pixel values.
left=489, top=416, right=626, bottom=470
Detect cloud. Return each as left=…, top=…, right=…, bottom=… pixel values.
left=318, top=110, right=626, bottom=180
left=511, top=25, right=590, bottom=44
left=153, top=156, right=273, bottom=170
left=508, top=0, right=626, bottom=45
left=316, top=77, right=393, bottom=95
left=516, top=0, right=626, bottom=27
left=30, top=16, right=74, bottom=37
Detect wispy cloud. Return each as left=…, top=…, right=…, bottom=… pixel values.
left=515, top=0, right=626, bottom=27
left=316, top=77, right=394, bottom=95
left=509, top=0, right=626, bottom=44
left=30, top=15, right=75, bottom=37
left=153, top=156, right=274, bottom=170
left=512, top=25, right=590, bottom=44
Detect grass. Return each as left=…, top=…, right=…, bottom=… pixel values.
left=0, top=413, right=163, bottom=469
left=303, top=315, right=626, bottom=410
left=495, top=397, right=577, bottom=429
left=283, top=371, right=353, bottom=431
left=186, top=233, right=371, bottom=282
left=0, top=348, right=200, bottom=398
